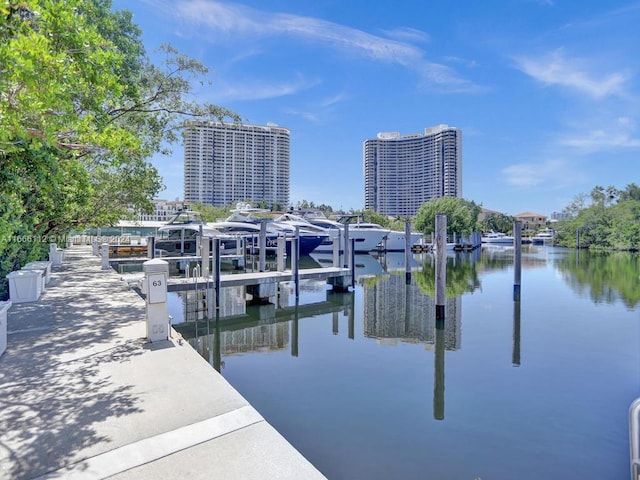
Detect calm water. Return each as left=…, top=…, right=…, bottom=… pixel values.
left=173, top=247, right=640, bottom=480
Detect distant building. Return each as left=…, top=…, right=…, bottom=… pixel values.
left=551, top=211, right=570, bottom=221
left=514, top=212, right=547, bottom=232
left=479, top=207, right=504, bottom=221
left=184, top=121, right=290, bottom=208
left=135, top=199, right=187, bottom=222
left=363, top=124, right=462, bottom=217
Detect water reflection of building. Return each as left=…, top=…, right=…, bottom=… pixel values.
left=362, top=273, right=461, bottom=350
left=219, top=322, right=289, bottom=355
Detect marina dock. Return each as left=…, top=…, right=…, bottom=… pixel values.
left=0, top=246, right=326, bottom=479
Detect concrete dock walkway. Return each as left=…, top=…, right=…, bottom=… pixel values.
left=0, top=246, right=326, bottom=479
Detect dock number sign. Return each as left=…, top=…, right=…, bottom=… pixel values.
left=147, top=273, right=167, bottom=304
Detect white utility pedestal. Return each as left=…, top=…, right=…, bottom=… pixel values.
left=92, top=239, right=99, bottom=255
left=143, top=259, right=169, bottom=342
left=21, top=265, right=47, bottom=292
left=23, top=261, right=52, bottom=284
left=100, top=243, right=110, bottom=270
left=0, top=300, right=11, bottom=358
left=49, top=243, right=63, bottom=266
left=6, top=270, right=43, bottom=303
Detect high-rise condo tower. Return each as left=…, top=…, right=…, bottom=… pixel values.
left=184, top=121, right=290, bottom=208
left=363, top=124, right=462, bottom=217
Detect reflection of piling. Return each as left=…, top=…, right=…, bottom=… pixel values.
left=291, top=301, right=299, bottom=357
left=513, top=220, right=522, bottom=301
left=405, top=221, right=412, bottom=284
left=434, top=321, right=445, bottom=420
left=213, top=312, right=222, bottom=372
left=512, top=297, right=521, bottom=366
left=332, top=312, right=339, bottom=335
left=435, top=214, right=447, bottom=321
left=348, top=292, right=355, bottom=339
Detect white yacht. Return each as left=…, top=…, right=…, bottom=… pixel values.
left=481, top=231, right=515, bottom=245
left=211, top=205, right=327, bottom=255
left=156, top=210, right=239, bottom=256
left=531, top=228, right=555, bottom=245
left=295, top=210, right=390, bottom=253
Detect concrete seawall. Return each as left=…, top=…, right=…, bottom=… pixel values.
left=0, top=246, right=326, bottom=479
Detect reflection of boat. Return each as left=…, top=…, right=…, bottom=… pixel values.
left=531, top=229, right=555, bottom=245
left=481, top=231, right=514, bottom=245
left=156, top=210, right=239, bottom=256
left=295, top=210, right=389, bottom=253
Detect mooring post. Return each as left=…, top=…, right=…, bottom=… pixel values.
left=435, top=214, right=447, bottom=322
left=332, top=236, right=340, bottom=267
left=147, top=236, right=156, bottom=259
left=277, top=236, right=285, bottom=272
left=201, top=235, right=210, bottom=278
left=92, top=239, right=99, bottom=256
left=343, top=223, right=350, bottom=269
left=259, top=219, right=267, bottom=272
left=513, top=220, right=522, bottom=301
left=293, top=226, right=300, bottom=298
left=405, top=221, right=412, bottom=284
left=143, top=258, right=169, bottom=342
left=350, top=238, right=355, bottom=288
left=100, top=243, right=110, bottom=270
left=213, top=238, right=221, bottom=309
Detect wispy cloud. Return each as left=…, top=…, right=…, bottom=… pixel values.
left=558, top=117, right=640, bottom=151
left=381, top=27, right=430, bottom=44
left=513, top=49, right=629, bottom=98
left=502, top=158, right=583, bottom=188
left=172, top=0, right=479, bottom=92
left=210, top=74, right=321, bottom=101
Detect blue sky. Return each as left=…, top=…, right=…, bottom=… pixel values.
left=113, top=0, right=640, bottom=216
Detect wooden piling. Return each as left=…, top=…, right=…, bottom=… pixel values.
left=405, top=221, right=412, bottom=284
left=259, top=219, right=267, bottom=272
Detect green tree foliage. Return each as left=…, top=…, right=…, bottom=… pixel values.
left=555, top=184, right=640, bottom=251
left=0, top=0, right=238, bottom=298
left=413, top=197, right=481, bottom=235
left=189, top=202, right=233, bottom=223
left=360, top=210, right=406, bottom=232
left=478, top=212, right=515, bottom=234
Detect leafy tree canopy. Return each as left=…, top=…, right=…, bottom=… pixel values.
left=555, top=184, right=640, bottom=251
left=0, top=0, right=239, bottom=298
left=413, top=197, right=481, bottom=235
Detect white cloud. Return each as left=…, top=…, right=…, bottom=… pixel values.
left=210, top=74, right=321, bottom=101
left=513, top=49, right=629, bottom=98
left=172, top=0, right=479, bottom=91
left=502, top=158, right=582, bottom=188
left=558, top=116, right=640, bottom=152
left=381, top=27, right=430, bottom=44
